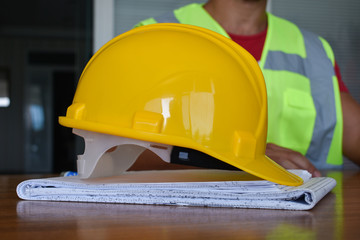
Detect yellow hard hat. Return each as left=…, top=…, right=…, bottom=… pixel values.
left=59, top=23, right=303, bottom=186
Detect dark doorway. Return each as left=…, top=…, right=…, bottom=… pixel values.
left=53, top=71, right=77, bottom=173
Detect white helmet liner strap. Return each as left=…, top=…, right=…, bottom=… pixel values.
left=73, top=129, right=172, bottom=178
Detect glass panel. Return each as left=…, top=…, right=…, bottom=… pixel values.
left=0, top=0, right=92, bottom=173
left=113, top=0, right=205, bottom=35
left=0, top=67, right=10, bottom=107
left=271, top=0, right=360, bottom=103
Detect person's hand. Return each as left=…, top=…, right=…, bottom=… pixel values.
left=266, top=143, right=321, bottom=177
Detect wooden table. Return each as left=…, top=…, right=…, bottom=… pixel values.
left=1, top=170, right=359, bottom=240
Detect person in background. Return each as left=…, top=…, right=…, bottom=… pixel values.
left=133, top=0, right=360, bottom=176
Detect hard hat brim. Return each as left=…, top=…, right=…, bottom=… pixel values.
left=226, top=154, right=304, bottom=186
left=60, top=116, right=303, bottom=186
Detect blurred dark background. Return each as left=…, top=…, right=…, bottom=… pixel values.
left=0, top=0, right=92, bottom=173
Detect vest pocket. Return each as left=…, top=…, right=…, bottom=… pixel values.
left=279, top=88, right=316, bottom=154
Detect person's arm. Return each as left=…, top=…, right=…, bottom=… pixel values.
left=341, top=92, right=360, bottom=165
left=335, top=62, right=360, bottom=165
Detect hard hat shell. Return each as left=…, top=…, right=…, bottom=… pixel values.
left=59, top=23, right=302, bottom=186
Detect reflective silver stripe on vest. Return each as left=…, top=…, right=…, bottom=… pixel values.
left=264, top=29, right=338, bottom=168
left=153, top=11, right=179, bottom=23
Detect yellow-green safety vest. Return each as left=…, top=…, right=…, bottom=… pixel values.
left=135, top=3, right=343, bottom=169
